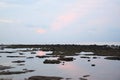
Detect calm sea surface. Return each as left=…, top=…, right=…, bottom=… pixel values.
left=0, top=48, right=120, bottom=80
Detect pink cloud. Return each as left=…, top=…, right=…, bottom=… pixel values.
left=36, top=28, right=46, bottom=34
left=51, top=2, right=92, bottom=31
left=51, top=0, right=101, bottom=31
left=51, top=12, right=77, bottom=31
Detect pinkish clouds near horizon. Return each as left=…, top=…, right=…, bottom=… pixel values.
left=0, top=0, right=120, bottom=44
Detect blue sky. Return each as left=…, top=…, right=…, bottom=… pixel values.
left=0, top=0, right=120, bottom=44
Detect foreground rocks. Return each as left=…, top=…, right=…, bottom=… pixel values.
left=28, top=76, right=63, bottom=80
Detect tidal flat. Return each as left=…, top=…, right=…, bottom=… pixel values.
left=0, top=44, right=120, bottom=80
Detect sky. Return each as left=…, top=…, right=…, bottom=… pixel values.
left=0, top=0, right=120, bottom=44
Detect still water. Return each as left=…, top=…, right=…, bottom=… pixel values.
left=0, top=48, right=120, bottom=80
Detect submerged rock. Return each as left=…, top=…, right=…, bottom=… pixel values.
left=0, top=65, right=13, bottom=70
left=0, top=69, right=34, bottom=75
left=0, top=71, right=25, bottom=75
left=27, top=57, right=34, bottom=59
left=28, top=76, right=63, bottom=80
left=79, top=77, right=87, bottom=80
left=31, top=52, right=36, bottom=54
left=17, top=64, right=25, bottom=66
left=19, top=53, right=24, bottom=55
left=66, top=78, right=72, bottom=80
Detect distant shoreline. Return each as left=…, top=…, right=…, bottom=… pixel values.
left=0, top=42, right=120, bottom=46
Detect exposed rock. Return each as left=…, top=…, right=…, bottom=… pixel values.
left=80, top=56, right=90, bottom=59
left=104, top=56, right=120, bottom=60
left=12, top=60, right=25, bottom=63
left=28, top=76, right=63, bottom=80
left=87, top=60, right=90, bottom=62
left=91, top=64, right=95, bottom=67
left=83, top=75, right=90, bottom=77
left=0, top=71, right=25, bottom=75
left=79, top=77, right=87, bottom=80
left=92, top=57, right=98, bottom=59
left=19, top=53, right=24, bottom=55
left=58, top=57, right=74, bottom=61
left=36, top=55, right=50, bottom=58
left=0, top=51, right=14, bottom=53
left=43, top=59, right=61, bottom=64
left=7, top=56, right=25, bottom=58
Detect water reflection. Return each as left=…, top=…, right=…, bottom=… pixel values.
left=58, top=62, right=78, bottom=71
left=36, top=51, right=46, bottom=56
left=0, top=48, right=120, bottom=80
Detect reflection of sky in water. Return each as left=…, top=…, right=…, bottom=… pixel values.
left=80, top=52, right=94, bottom=55
left=0, top=49, right=120, bottom=80
left=36, top=51, right=46, bottom=56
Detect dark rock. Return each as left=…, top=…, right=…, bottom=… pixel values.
left=0, top=51, right=14, bottom=53
left=19, top=53, right=24, bottom=55
left=0, top=69, right=34, bottom=75
left=31, top=52, right=36, bottom=54
left=12, top=60, right=25, bottom=63
left=43, top=59, right=61, bottom=64
left=66, top=78, right=72, bottom=80
left=0, top=71, right=25, bottom=75
left=58, top=57, right=74, bottom=61
left=104, top=56, right=120, bottom=60
left=79, top=77, right=87, bottom=80
left=17, top=64, right=25, bottom=66
left=83, top=75, right=90, bottom=77
left=91, top=64, right=95, bottom=67
left=36, top=55, right=50, bottom=58
left=7, top=56, right=25, bottom=58
left=87, top=60, right=90, bottom=62
left=93, top=57, right=97, bottom=59
left=28, top=76, right=63, bottom=80
left=27, top=57, right=34, bottom=59
left=80, top=56, right=90, bottom=59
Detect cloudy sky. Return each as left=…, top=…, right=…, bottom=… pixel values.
left=0, top=0, right=120, bottom=44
